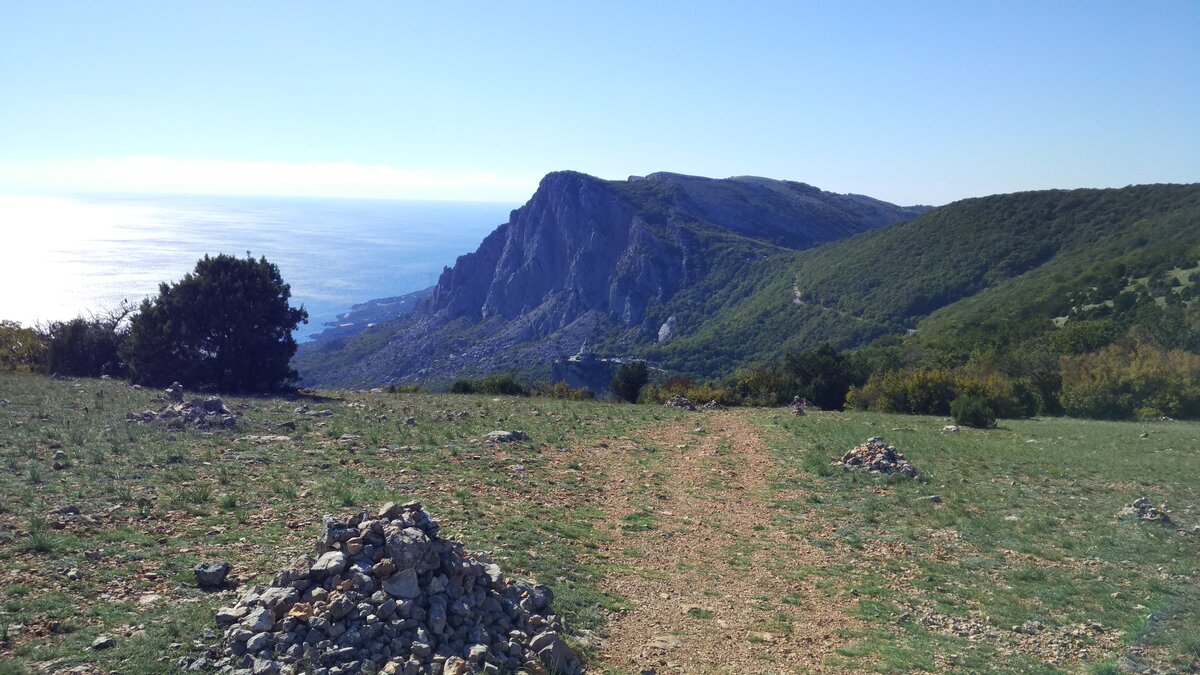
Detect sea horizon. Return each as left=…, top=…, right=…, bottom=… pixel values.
left=0, top=191, right=516, bottom=340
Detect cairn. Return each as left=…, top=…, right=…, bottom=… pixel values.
left=663, top=395, right=697, bottom=411
left=699, top=399, right=726, bottom=410
left=126, top=382, right=236, bottom=429
left=1117, top=496, right=1171, bottom=524
left=189, top=501, right=582, bottom=675
left=789, top=396, right=819, bottom=416
left=833, top=437, right=918, bottom=478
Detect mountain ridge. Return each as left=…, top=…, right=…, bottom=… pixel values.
left=296, top=170, right=928, bottom=386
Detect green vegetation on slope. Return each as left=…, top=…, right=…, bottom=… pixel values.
left=640, top=184, right=1199, bottom=379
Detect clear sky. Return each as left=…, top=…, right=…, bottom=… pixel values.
left=1, top=1, right=1197, bottom=205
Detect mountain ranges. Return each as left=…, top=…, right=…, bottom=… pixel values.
left=295, top=171, right=1200, bottom=388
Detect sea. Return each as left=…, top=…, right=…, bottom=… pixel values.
left=0, top=193, right=516, bottom=340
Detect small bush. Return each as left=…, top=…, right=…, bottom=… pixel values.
left=475, top=372, right=527, bottom=396
left=951, top=395, right=996, bottom=428
left=450, top=372, right=528, bottom=396
left=0, top=321, right=46, bottom=372
left=530, top=381, right=595, bottom=400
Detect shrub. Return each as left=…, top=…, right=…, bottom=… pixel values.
left=530, top=381, right=595, bottom=400
left=475, top=372, right=527, bottom=396
left=728, top=366, right=787, bottom=407
left=121, top=254, right=307, bottom=391
left=951, top=395, right=996, bottom=428
left=610, top=361, right=649, bottom=403
left=848, top=366, right=1034, bottom=420
left=448, top=372, right=527, bottom=396
left=42, top=305, right=131, bottom=377
left=1059, top=340, right=1200, bottom=419
left=0, top=321, right=46, bottom=372
left=847, top=368, right=955, bottom=415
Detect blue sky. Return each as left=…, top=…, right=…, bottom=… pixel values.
left=1, top=1, right=1197, bottom=204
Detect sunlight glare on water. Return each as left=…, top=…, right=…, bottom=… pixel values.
left=0, top=193, right=511, bottom=338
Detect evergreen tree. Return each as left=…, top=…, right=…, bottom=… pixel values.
left=610, top=361, right=649, bottom=403
left=121, top=254, right=307, bottom=391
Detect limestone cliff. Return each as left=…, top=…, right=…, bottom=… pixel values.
left=295, top=170, right=929, bottom=387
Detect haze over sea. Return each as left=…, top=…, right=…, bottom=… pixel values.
left=0, top=193, right=514, bottom=340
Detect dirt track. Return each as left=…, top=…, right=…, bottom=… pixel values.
left=586, top=411, right=861, bottom=673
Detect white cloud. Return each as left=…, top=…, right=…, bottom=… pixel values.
left=0, top=156, right=538, bottom=201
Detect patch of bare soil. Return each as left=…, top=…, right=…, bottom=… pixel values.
left=587, top=411, right=861, bottom=673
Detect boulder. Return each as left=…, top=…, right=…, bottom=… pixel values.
left=194, top=561, right=232, bottom=588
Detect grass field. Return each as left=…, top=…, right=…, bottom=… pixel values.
left=0, top=373, right=1196, bottom=673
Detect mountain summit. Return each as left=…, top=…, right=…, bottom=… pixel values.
left=297, top=171, right=928, bottom=386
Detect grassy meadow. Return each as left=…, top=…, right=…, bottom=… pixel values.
left=0, top=373, right=1196, bottom=673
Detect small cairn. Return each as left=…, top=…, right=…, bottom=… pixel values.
left=664, top=395, right=697, bottom=411
left=188, top=501, right=582, bottom=675
left=789, top=396, right=820, bottom=416
left=833, top=437, right=918, bottom=478
left=789, top=397, right=806, bottom=416
left=126, top=382, right=237, bottom=429
left=1117, top=496, right=1171, bottom=524
left=699, top=399, right=726, bottom=411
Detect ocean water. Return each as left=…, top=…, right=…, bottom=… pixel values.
left=0, top=193, right=514, bottom=340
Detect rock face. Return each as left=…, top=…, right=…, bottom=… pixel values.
left=296, top=170, right=929, bottom=387
left=193, top=501, right=582, bottom=675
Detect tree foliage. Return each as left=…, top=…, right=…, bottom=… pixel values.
left=609, top=361, right=649, bottom=403
left=42, top=304, right=132, bottom=377
left=1059, top=340, right=1200, bottom=420
left=121, top=254, right=307, bottom=391
left=0, top=321, right=46, bottom=373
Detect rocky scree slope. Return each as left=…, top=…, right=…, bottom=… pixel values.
left=295, top=171, right=927, bottom=387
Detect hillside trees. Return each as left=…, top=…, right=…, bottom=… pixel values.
left=1059, top=340, right=1200, bottom=419
left=121, top=254, right=307, bottom=391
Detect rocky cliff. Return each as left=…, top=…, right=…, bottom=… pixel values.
left=295, top=171, right=929, bottom=387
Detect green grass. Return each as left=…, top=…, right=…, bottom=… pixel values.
left=760, top=409, right=1200, bottom=673
left=0, top=372, right=672, bottom=673
left=2, top=372, right=1196, bottom=673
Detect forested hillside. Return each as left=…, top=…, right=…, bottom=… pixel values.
left=642, top=184, right=1200, bottom=376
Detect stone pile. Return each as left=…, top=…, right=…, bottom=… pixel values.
left=663, top=395, right=696, bottom=411
left=188, top=501, right=582, bottom=675
left=833, top=436, right=918, bottom=478
left=789, top=396, right=819, bottom=416
left=295, top=405, right=335, bottom=417
left=1117, top=496, right=1171, bottom=524
left=126, top=382, right=237, bottom=429
left=484, top=430, right=528, bottom=444
left=699, top=399, right=726, bottom=410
